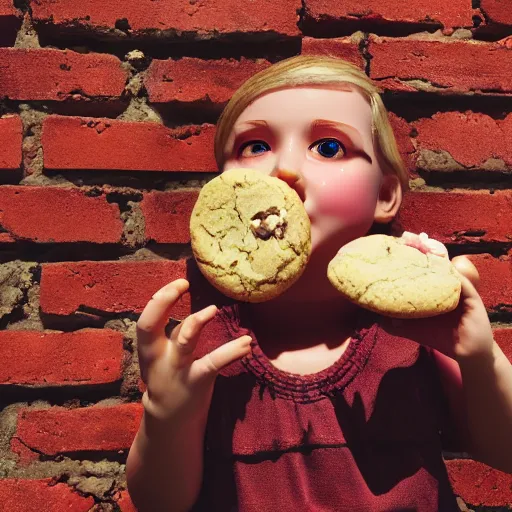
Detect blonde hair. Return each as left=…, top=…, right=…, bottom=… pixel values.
left=214, top=55, right=409, bottom=192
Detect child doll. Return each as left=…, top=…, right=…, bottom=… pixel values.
left=126, top=56, right=512, bottom=511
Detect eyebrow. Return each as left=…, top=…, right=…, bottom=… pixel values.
left=236, top=120, right=268, bottom=128
left=235, top=119, right=362, bottom=137
left=232, top=120, right=268, bottom=136
left=310, top=119, right=362, bottom=141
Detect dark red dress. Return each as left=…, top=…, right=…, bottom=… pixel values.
left=191, top=304, right=460, bottom=512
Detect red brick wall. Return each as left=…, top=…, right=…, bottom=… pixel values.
left=0, top=1, right=511, bottom=510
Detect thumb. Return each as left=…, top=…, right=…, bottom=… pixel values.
left=451, top=255, right=481, bottom=301
left=451, top=255, right=480, bottom=289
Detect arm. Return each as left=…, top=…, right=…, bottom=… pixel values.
left=125, top=279, right=251, bottom=511
left=435, top=341, right=512, bottom=473
left=384, top=237, right=512, bottom=473
left=431, top=253, right=512, bottom=473
left=126, top=411, right=207, bottom=512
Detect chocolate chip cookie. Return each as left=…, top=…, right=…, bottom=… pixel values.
left=190, top=168, right=311, bottom=302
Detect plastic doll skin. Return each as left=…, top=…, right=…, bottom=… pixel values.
left=223, top=87, right=512, bottom=474
left=126, top=86, right=512, bottom=512
left=223, top=86, right=397, bottom=305
left=220, top=86, right=403, bottom=371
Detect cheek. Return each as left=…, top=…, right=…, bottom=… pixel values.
left=304, top=164, right=381, bottom=223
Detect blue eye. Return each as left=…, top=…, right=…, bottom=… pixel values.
left=239, top=140, right=270, bottom=157
left=311, top=138, right=345, bottom=159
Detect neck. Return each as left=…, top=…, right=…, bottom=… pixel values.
left=239, top=251, right=362, bottom=352
left=244, top=293, right=357, bottom=332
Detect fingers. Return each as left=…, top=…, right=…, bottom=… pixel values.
left=451, top=255, right=481, bottom=300
left=171, top=305, right=218, bottom=357
left=194, top=335, right=253, bottom=380
left=452, top=255, right=480, bottom=288
left=401, top=233, right=480, bottom=289
left=137, top=279, right=189, bottom=365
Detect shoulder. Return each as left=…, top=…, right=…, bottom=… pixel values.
left=373, top=318, right=471, bottom=451
left=354, top=318, right=447, bottom=407
left=365, top=317, right=424, bottom=370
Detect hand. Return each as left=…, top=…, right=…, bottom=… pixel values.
left=136, top=279, right=252, bottom=423
left=384, top=233, right=494, bottom=359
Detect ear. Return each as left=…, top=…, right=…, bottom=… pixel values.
left=374, top=173, right=402, bottom=224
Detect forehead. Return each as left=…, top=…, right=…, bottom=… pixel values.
left=234, top=86, right=373, bottom=136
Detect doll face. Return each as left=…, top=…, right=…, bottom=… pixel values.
left=222, top=86, right=386, bottom=256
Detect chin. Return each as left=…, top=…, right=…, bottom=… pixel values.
left=309, top=224, right=370, bottom=261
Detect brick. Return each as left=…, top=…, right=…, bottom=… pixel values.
left=10, top=436, right=39, bottom=466
left=387, top=112, right=416, bottom=173
left=0, top=115, right=22, bottom=170
left=447, top=459, right=512, bottom=507
left=495, top=328, right=512, bottom=361
left=0, top=186, right=123, bottom=243
left=117, top=491, right=137, bottom=512
left=400, top=190, right=512, bottom=244
left=0, top=49, right=128, bottom=101
left=300, top=37, right=364, bottom=68
left=303, top=0, right=474, bottom=30
left=0, top=1, right=21, bottom=47
left=141, top=190, right=199, bottom=244
left=0, top=329, right=123, bottom=386
left=471, top=252, right=512, bottom=314
left=15, top=403, right=142, bottom=455
left=0, top=0, right=15, bottom=14
left=497, top=36, right=512, bottom=50
left=369, top=37, right=512, bottom=94
left=481, top=0, right=512, bottom=26
left=32, top=0, right=301, bottom=38
left=0, top=479, right=94, bottom=512
left=40, top=259, right=192, bottom=318
left=43, top=116, right=217, bottom=172
left=145, top=58, right=271, bottom=105
left=412, top=111, right=512, bottom=171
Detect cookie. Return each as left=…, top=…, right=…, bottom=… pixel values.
left=327, top=234, right=461, bottom=318
left=190, top=168, right=311, bottom=302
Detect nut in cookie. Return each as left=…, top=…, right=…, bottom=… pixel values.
left=250, top=208, right=288, bottom=240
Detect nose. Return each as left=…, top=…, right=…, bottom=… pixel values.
left=273, top=167, right=300, bottom=187
left=272, top=167, right=306, bottom=202
left=270, top=140, right=306, bottom=201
